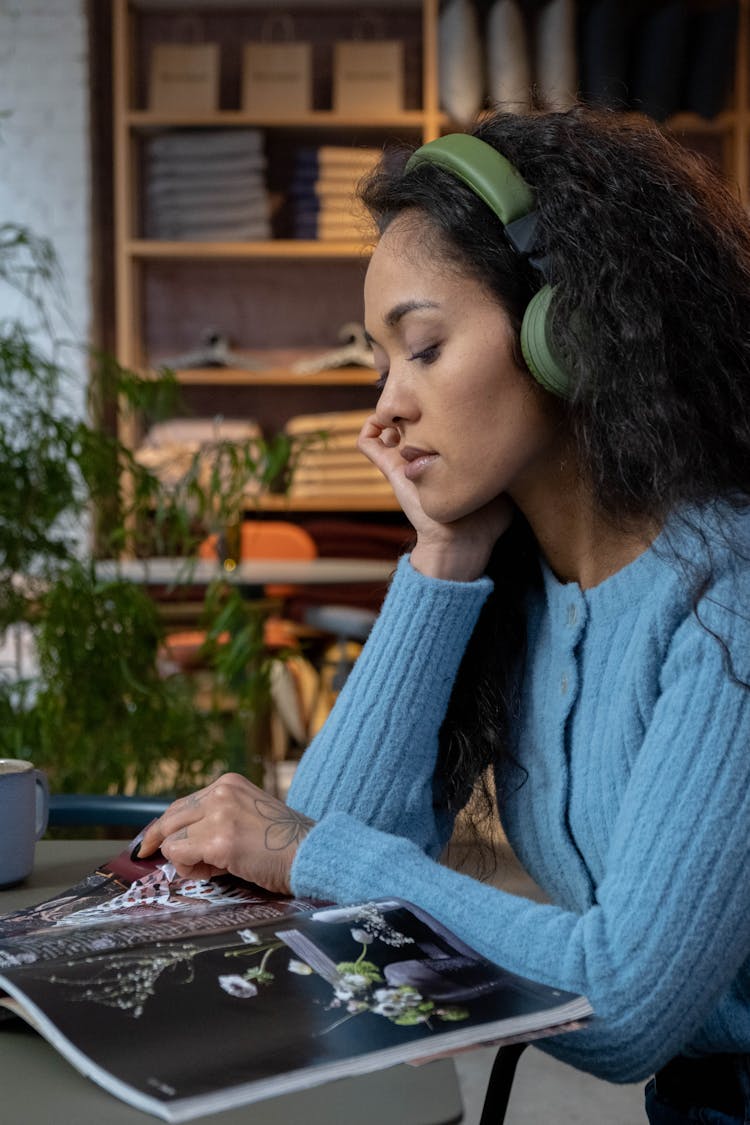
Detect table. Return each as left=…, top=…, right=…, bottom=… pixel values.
left=95, top=557, right=395, bottom=587
left=0, top=841, right=463, bottom=1125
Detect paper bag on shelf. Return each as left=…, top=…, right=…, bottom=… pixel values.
left=242, top=42, right=312, bottom=116
left=333, top=41, right=404, bottom=115
left=148, top=43, right=220, bottom=113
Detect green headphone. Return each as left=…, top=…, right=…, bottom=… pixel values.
left=404, top=133, right=570, bottom=398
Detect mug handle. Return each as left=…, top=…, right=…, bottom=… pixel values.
left=33, top=770, right=49, bottom=839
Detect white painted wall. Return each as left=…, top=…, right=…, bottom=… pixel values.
left=0, top=0, right=91, bottom=410
left=0, top=0, right=91, bottom=676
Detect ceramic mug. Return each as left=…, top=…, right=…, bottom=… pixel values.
left=0, top=759, right=49, bottom=888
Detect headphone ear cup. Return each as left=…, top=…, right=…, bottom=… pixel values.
left=520, top=285, right=571, bottom=398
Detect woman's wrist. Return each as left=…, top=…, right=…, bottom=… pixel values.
left=409, top=539, right=493, bottom=582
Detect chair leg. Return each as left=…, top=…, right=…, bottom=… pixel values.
left=478, top=1042, right=527, bottom=1125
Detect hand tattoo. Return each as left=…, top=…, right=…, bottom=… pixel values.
left=254, top=799, right=315, bottom=852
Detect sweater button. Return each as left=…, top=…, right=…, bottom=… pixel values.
left=567, top=604, right=577, bottom=626
left=561, top=673, right=568, bottom=694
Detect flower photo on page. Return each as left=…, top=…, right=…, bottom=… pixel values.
left=216, top=904, right=471, bottom=1036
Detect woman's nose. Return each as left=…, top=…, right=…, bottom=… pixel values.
left=375, top=372, right=417, bottom=428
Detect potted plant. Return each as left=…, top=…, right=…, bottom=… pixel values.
left=0, top=221, right=305, bottom=799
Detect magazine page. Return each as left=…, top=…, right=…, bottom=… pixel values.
left=0, top=896, right=591, bottom=1123
left=0, top=843, right=323, bottom=970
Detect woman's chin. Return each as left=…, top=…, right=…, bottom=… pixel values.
left=420, top=495, right=487, bottom=526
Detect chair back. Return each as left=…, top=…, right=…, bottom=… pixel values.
left=48, top=794, right=170, bottom=829
left=199, top=520, right=317, bottom=562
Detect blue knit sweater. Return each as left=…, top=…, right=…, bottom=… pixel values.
left=288, top=506, right=750, bottom=1083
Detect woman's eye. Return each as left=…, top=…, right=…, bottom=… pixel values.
left=374, top=372, right=388, bottom=394
left=408, top=344, right=440, bottom=365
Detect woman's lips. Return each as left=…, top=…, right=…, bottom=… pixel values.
left=401, top=446, right=439, bottom=481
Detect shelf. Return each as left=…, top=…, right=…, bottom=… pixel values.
left=161, top=367, right=377, bottom=387
left=253, top=493, right=399, bottom=513
left=131, top=0, right=421, bottom=10
left=128, top=110, right=430, bottom=130
left=662, top=111, right=737, bottom=134
left=128, top=239, right=370, bottom=259
left=128, top=110, right=735, bottom=138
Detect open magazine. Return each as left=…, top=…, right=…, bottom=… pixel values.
left=0, top=840, right=592, bottom=1122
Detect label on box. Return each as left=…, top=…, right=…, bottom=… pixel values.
left=148, top=44, right=219, bottom=113
left=333, top=41, right=404, bottom=115
left=242, top=43, right=312, bottom=116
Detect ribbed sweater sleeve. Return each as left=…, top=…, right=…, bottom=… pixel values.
left=287, top=555, right=493, bottom=856
left=290, top=555, right=750, bottom=1084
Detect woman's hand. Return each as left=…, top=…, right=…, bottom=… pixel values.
left=136, top=773, right=315, bottom=895
left=358, top=415, right=512, bottom=581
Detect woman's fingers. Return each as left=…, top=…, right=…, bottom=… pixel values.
left=160, top=840, right=228, bottom=882
left=134, top=774, right=314, bottom=894
left=137, top=794, right=206, bottom=858
left=137, top=773, right=250, bottom=859
left=357, top=415, right=402, bottom=477
left=158, top=821, right=227, bottom=879
left=379, top=426, right=400, bottom=447
left=358, top=415, right=433, bottom=527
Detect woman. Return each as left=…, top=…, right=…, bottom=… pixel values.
left=139, top=108, right=750, bottom=1122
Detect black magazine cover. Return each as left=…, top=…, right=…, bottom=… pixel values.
left=0, top=842, right=592, bottom=1122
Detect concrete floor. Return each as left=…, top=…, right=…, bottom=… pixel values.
left=454, top=1045, right=645, bottom=1124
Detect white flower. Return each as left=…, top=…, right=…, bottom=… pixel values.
left=349, top=905, right=414, bottom=948
left=337, top=972, right=368, bottom=999
left=373, top=988, right=399, bottom=1003
left=371, top=986, right=423, bottom=1016
left=372, top=998, right=401, bottom=1016
left=219, top=974, right=258, bottom=998
left=88, top=935, right=118, bottom=952
left=350, top=928, right=373, bottom=944
left=0, top=951, right=36, bottom=968
left=237, top=928, right=261, bottom=945
left=288, top=959, right=313, bottom=975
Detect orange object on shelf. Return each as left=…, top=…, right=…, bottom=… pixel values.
left=199, top=520, right=317, bottom=599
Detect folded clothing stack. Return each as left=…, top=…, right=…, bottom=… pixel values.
left=134, top=417, right=263, bottom=490
left=143, top=130, right=272, bottom=241
left=289, top=146, right=380, bottom=241
left=440, top=0, right=578, bottom=121
left=580, top=0, right=738, bottom=121
left=285, top=409, right=394, bottom=500
left=440, top=0, right=738, bottom=126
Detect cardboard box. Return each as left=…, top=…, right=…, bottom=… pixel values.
left=148, top=43, right=220, bottom=113
left=241, top=42, right=312, bottom=116
left=333, top=41, right=404, bottom=115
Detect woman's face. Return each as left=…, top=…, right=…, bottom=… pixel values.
left=364, top=213, right=566, bottom=525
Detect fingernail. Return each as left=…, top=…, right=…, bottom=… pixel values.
left=130, top=828, right=145, bottom=861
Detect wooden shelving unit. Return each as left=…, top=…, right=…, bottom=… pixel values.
left=126, top=239, right=368, bottom=259
left=112, top=0, right=437, bottom=521
left=111, top=0, right=750, bottom=525
left=127, top=110, right=436, bottom=129
left=165, top=368, right=378, bottom=387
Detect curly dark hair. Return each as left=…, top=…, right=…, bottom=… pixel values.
left=358, top=106, right=750, bottom=847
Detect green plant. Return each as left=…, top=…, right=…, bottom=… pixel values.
left=8, top=562, right=217, bottom=793
left=0, top=222, right=308, bottom=796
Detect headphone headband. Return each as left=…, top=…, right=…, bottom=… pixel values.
left=403, top=134, right=571, bottom=398
left=405, top=133, right=535, bottom=226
